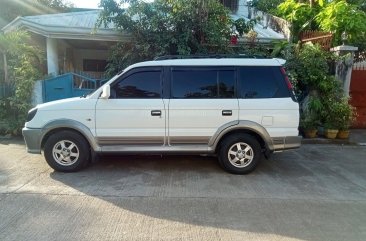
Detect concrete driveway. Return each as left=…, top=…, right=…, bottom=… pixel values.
left=0, top=138, right=366, bottom=241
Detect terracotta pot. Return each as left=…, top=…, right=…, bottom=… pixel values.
left=304, top=129, right=317, bottom=138
left=325, top=129, right=339, bottom=139
left=337, top=130, right=350, bottom=139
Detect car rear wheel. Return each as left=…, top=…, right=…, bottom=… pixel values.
left=218, top=134, right=262, bottom=174
left=44, top=130, right=90, bottom=172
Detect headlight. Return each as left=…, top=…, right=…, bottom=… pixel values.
left=26, top=108, right=38, bottom=122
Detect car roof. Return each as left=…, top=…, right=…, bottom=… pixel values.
left=124, top=58, right=285, bottom=72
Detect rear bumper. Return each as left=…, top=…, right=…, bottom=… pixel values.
left=272, top=136, right=302, bottom=152
left=22, top=127, right=42, bottom=154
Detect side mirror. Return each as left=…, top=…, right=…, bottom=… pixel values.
left=100, top=84, right=110, bottom=99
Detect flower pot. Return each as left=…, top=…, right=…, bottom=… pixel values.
left=325, top=129, right=338, bottom=139
left=304, top=129, right=317, bottom=138
left=337, top=130, right=350, bottom=139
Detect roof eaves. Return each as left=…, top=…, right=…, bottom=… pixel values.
left=2, top=16, right=24, bottom=33
left=2, top=17, right=127, bottom=42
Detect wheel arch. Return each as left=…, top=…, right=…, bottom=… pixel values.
left=40, top=119, right=100, bottom=152
left=210, top=120, right=274, bottom=154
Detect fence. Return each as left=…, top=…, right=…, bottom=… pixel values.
left=42, top=72, right=106, bottom=103
left=353, top=61, right=366, bottom=71
left=299, top=30, right=333, bottom=50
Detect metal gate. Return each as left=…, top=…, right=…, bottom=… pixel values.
left=43, top=73, right=101, bottom=102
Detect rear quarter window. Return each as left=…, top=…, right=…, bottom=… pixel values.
left=238, top=66, right=290, bottom=99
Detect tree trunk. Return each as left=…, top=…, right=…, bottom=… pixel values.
left=3, top=52, right=8, bottom=84
left=309, top=0, right=314, bottom=8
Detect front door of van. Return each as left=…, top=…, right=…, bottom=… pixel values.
left=95, top=67, right=166, bottom=146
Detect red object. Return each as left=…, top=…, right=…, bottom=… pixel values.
left=350, top=69, right=366, bottom=128
left=280, top=67, right=293, bottom=90
left=230, top=35, right=238, bottom=45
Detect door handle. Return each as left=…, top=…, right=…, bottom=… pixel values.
left=151, top=110, right=162, bottom=116
left=222, top=110, right=232, bottom=116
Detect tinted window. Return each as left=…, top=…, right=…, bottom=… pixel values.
left=239, top=66, right=289, bottom=99
left=171, top=69, right=235, bottom=98
left=112, top=70, right=161, bottom=98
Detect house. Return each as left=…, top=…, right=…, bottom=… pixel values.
left=2, top=10, right=124, bottom=78
left=1, top=0, right=286, bottom=103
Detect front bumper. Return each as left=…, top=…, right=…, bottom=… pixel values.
left=22, top=127, right=43, bottom=154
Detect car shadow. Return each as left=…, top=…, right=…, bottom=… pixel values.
left=47, top=151, right=364, bottom=241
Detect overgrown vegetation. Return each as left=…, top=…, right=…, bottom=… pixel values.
left=253, top=0, right=366, bottom=46
left=99, top=0, right=263, bottom=76
left=251, top=0, right=285, bottom=13
left=315, top=0, right=366, bottom=45
left=99, top=0, right=231, bottom=74
left=272, top=41, right=356, bottom=132
left=0, top=31, right=43, bottom=135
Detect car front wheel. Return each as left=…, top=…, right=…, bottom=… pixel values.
left=44, top=130, right=90, bottom=172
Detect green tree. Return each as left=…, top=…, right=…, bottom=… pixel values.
left=276, top=0, right=318, bottom=40
left=99, top=0, right=233, bottom=75
left=276, top=0, right=366, bottom=45
left=316, top=0, right=366, bottom=45
left=0, top=31, right=43, bottom=135
left=251, top=0, right=285, bottom=13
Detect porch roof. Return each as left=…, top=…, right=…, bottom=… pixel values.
left=2, top=10, right=127, bottom=42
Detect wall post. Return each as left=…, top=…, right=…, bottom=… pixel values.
left=331, top=45, right=358, bottom=97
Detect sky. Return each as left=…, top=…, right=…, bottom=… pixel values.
left=68, top=0, right=101, bottom=9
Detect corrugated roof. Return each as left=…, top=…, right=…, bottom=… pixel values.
left=1, top=10, right=123, bottom=41
left=21, top=10, right=112, bottom=29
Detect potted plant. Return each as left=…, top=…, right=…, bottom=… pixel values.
left=300, top=95, right=323, bottom=138
left=335, top=97, right=356, bottom=139
left=323, top=98, right=340, bottom=139
left=323, top=122, right=339, bottom=139
left=300, top=115, right=318, bottom=138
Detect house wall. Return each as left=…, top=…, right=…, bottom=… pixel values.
left=73, top=49, right=109, bottom=79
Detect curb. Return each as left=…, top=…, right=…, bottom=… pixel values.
left=302, top=138, right=351, bottom=145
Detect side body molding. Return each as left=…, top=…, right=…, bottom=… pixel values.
left=208, top=120, right=274, bottom=151
left=41, top=119, right=100, bottom=152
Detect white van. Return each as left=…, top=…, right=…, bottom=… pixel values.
left=23, top=57, right=301, bottom=174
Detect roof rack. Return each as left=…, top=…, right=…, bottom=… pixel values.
left=154, top=54, right=269, bottom=60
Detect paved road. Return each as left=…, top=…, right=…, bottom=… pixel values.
left=0, top=138, right=366, bottom=241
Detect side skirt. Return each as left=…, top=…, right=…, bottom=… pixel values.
left=100, top=144, right=215, bottom=154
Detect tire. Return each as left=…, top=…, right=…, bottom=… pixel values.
left=218, top=134, right=262, bottom=174
left=44, top=130, right=90, bottom=172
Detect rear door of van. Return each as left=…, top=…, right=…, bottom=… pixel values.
left=167, top=66, right=239, bottom=147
